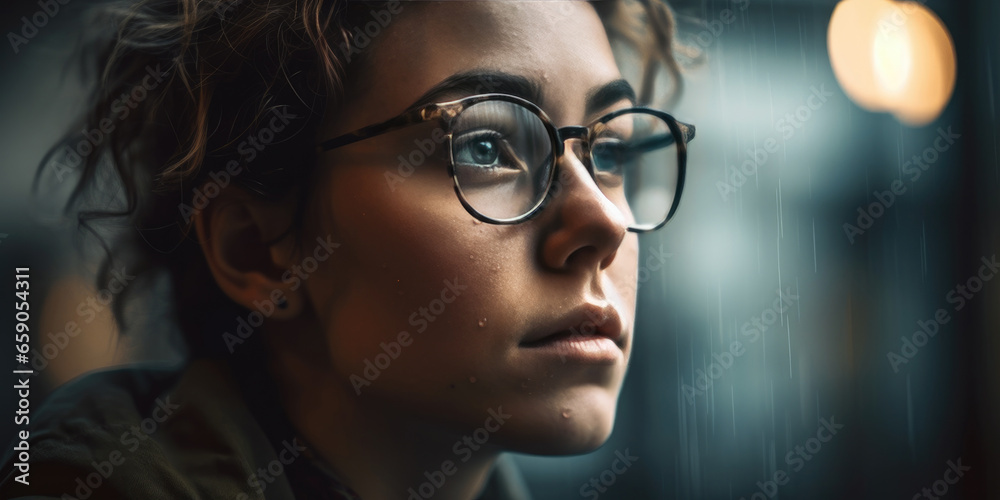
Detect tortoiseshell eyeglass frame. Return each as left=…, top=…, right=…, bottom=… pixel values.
left=317, top=93, right=695, bottom=232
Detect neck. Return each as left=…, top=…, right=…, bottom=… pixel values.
left=264, top=328, right=500, bottom=500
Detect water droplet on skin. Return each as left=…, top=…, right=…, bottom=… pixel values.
left=469, top=254, right=475, bottom=260
left=473, top=219, right=483, bottom=225
left=561, top=410, right=571, bottom=419
left=469, top=376, right=477, bottom=383
left=478, top=318, right=487, bottom=327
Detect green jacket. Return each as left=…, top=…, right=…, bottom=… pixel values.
left=0, top=360, right=531, bottom=500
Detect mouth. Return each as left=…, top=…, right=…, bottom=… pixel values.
left=519, top=303, right=625, bottom=364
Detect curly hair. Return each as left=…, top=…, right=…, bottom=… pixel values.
left=35, top=0, right=687, bottom=356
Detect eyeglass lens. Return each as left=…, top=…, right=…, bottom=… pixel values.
left=450, top=100, right=680, bottom=228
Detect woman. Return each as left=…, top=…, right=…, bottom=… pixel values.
left=2, top=0, right=694, bottom=498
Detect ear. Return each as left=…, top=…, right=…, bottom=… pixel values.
left=192, top=185, right=306, bottom=320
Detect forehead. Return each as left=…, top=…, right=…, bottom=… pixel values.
left=350, top=1, right=622, bottom=125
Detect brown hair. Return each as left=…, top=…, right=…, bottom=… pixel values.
left=36, top=0, right=687, bottom=356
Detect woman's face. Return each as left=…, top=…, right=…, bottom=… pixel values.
left=304, top=1, right=638, bottom=454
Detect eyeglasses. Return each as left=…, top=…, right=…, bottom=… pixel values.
left=318, top=93, right=695, bottom=232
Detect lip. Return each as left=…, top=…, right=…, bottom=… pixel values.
left=519, top=303, right=625, bottom=363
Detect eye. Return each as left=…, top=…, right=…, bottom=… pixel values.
left=453, top=130, right=520, bottom=170
left=470, top=138, right=498, bottom=165
left=592, top=139, right=628, bottom=173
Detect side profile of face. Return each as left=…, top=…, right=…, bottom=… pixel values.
left=284, top=1, right=639, bottom=456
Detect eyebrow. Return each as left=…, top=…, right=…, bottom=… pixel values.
left=405, top=70, right=543, bottom=111
left=585, top=79, right=636, bottom=115
left=405, top=70, right=637, bottom=117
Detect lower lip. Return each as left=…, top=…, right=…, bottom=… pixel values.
left=521, top=336, right=622, bottom=364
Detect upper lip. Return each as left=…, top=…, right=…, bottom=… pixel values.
left=519, top=302, right=624, bottom=347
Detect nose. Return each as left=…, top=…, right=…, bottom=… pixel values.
left=538, top=135, right=629, bottom=272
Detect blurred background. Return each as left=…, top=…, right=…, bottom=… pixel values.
left=0, top=0, right=996, bottom=498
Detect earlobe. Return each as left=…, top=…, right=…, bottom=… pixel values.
left=192, top=185, right=305, bottom=321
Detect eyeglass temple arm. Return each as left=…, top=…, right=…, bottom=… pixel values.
left=318, top=105, right=442, bottom=152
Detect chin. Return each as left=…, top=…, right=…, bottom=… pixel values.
left=495, top=386, right=621, bottom=456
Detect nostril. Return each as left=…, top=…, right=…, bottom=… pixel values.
left=566, top=245, right=620, bottom=271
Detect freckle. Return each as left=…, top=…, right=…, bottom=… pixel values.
left=469, top=376, right=477, bottom=383
left=478, top=318, right=487, bottom=327
left=562, top=409, right=572, bottom=419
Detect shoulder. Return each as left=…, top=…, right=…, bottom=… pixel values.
left=0, top=360, right=293, bottom=500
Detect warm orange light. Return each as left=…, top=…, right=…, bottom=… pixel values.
left=828, top=0, right=956, bottom=126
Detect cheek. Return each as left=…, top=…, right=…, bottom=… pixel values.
left=615, top=236, right=641, bottom=308
left=304, top=162, right=525, bottom=388
left=299, top=155, right=641, bottom=439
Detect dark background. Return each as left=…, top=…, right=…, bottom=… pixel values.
left=0, top=0, right=997, bottom=498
